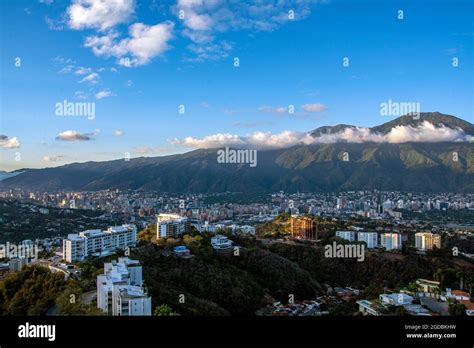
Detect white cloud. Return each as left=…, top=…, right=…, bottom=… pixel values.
left=186, top=40, right=232, bottom=61
left=302, top=103, right=327, bottom=113
left=75, top=66, right=93, bottom=75
left=95, top=89, right=115, bottom=99
left=84, top=21, right=175, bottom=66
left=59, top=65, right=75, bottom=74
left=175, top=0, right=321, bottom=59
left=45, top=16, right=64, bottom=30
left=384, top=122, right=474, bottom=143
left=0, top=135, right=21, bottom=148
left=75, top=90, right=88, bottom=99
left=79, top=72, right=100, bottom=83
left=258, top=106, right=288, bottom=114
left=67, top=0, right=135, bottom=31
left=43, top=155, right=64, bottom=162
left=171, top=133, right=245, bottom=148
left=171, top=122, right=474, bottom=149
left=56, top=130, right=94, bottom=141
left=114, top=130, right=125, bottom=136
left=132, top=146, right=171, bottom=155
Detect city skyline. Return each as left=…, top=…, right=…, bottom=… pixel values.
left=1, top=0, right=473, bottom=171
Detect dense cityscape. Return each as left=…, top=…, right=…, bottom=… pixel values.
left=0, top=188, right=473, bottom=317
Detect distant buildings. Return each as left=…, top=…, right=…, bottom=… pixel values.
left=357, top=232, right=378, bottom=248
left=266, top=300, right=320, bottom=316
left=335, top=231, right=378, bottom=248
left=380, top=233, right=401, bottom=250
left=356, top=300, right=382, bottom=316
left=197, top=221, right=256, bottom=235
left=0, top=258, right=30, bottom=274
left=211, top=235, right=233, bottom=250
left=156, top=214, right=190, bottom=238
left=291, top=216, right=318, bottom=240
left=96, top=257, right=151, bottom=316
left=415, top=232, right=441, bottom=251
left=379, top=293, right=413, bottom=306
left=333, top=230, right=440, bottom=252
left=446, top=289, right=470, bottom=301
left=335, top=230, right=356, bottom=242
left=239, top=225, right=256, bottom=235
left=7, top=257, right=29, bottom=271
left=357, top=277, right=474, bottom=316
left=62, top=224, right=137, bottom=262
left=416, top=279, right=440, bottom=294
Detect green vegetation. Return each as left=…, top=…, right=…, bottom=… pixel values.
left=138, top=223, right=157, bottom=244
left=55, top=281, right=103, bottom=315
left=0, top=264, right=104, bottom=316
left=0, top=266, right=65, bottom=315
left=154, top=304, right=180, bottom=316
left=130, top=237, right=322, bottom=315
left=448, top=302, right=467, bottom=316
left=267, top=242, right=474, bottom=292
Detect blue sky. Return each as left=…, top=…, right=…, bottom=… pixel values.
left=0, top=0, right=473, bottom=171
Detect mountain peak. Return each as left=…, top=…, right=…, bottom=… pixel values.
left=309, top=113, right=474, bottom=138
left=371, top=112, right=474, bottom=135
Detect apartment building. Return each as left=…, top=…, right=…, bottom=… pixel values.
left=357, top=232, right=378, bottom=248
left=291, top=216, right=318, bottom=240
left=335, top=230, right=356, bottom=242
left=96, top=257, right=151, bottom=316
left=380, top=233, right=402, bottom=250
left=415, top=232, right=441, bottom=251
left=156, top=214, right=190, bottom=238
left=62, top=224, right=137, bottom=262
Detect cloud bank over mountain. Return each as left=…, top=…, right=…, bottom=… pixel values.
left=171, top=121, right=474, bottom=150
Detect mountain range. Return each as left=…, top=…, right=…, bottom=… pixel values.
left=1, top=112, right=473, bottom=193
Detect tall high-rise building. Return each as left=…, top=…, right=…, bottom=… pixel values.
left=96, top=257, right=151, bottom=316
left=380, top=233, right=401, bottom=250
left=336, top=230, right=356, bottom=242
left=415, top=232, right=441, bottom=251
left=357, top=232, right=378, bottom=248
left=156, top=214, right=191, bottom=238
left=290, top=216, right=317, bottom=240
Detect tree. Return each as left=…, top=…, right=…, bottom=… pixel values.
left=55, top=281, right=102, bottom=315
left=154, top=304, right=180, bottom=316
left=448, top=303, right=466, bottom=316
left=434, top=268, right=458, bottom=289
left=0, top=266, right=66, bottom=315
left=395, top=306, right=408, bottom=316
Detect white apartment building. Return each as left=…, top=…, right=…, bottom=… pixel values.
left=97, top=257, right=151, bottom=316
left=380, top=233, right=402, bottom=250
left=357, top=232, right=378, bottom=249
left=156, top=214, right=190, bottom=238
left=335, top=230, right=356, bottom=242
left=415, top=232, right=441, bottom=251
left=63, top=224, right=137, bottom=262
